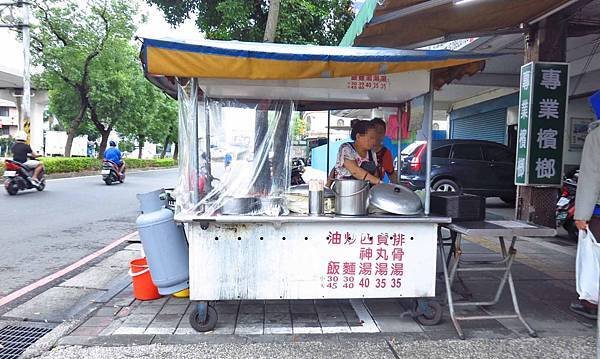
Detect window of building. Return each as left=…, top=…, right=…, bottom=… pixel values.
left=0, top=107, right=9, bottom=117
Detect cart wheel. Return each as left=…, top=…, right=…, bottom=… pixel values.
left=415, top=300, right=442, bottom=326
left=189, top=305, right=218, bottom=332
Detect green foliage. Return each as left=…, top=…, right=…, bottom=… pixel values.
left=293, top=113, right=306, bottom=139
left=0, top=157, right=177, bottom=174
left=41, top=157, right=103, bottom=173
left=27, top=0, right=138, bottom=153
left=146, top=0, right=354, bottom=45
left=122, top=158, right=177, bottom=169
left=0, top=136, right=15, bottom=155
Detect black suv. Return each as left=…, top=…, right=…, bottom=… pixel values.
left=399, top=139, right=516, bottom=203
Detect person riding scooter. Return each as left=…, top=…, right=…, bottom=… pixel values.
left=11, top=131, right=44, bottom=186
left=103, top=141, right=125, bottom=176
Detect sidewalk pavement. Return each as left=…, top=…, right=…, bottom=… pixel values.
left=1, top=213, right=597, bottom=358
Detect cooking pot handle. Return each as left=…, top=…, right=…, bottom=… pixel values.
left=332, top=181, right=370, bottom=198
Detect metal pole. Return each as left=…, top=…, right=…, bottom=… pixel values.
left=21, top=0, right=30, bottom=141
left=424, top=74, right=434, bottom=215
left=326, top=110, right=331, bottom=175
left=396, top=105, right=401, bottom=183
left=189, top=79, right=199, bottom=204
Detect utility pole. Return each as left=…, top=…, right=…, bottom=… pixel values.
left=516, top=11, right=568, bottom=227
left=20, top=0, right=31, bottom=142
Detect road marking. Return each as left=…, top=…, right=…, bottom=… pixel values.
left=46, top=168, right=177, bottom=182
left=0, top=231, right=138, bottom=308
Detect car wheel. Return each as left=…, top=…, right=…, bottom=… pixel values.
left=500, top=195, right=516, bottom=204
left=432, top=179, right=460, bottom=193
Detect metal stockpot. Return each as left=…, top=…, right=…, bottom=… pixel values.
left=332, top=179, right=370, bottom=216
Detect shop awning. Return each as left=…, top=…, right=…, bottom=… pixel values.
left=141, top=37, right=486, bottom=80
left=341, top=0, right=576, bottom=48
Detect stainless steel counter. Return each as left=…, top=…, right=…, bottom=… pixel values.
left=177, top=213, right=451, bottom=224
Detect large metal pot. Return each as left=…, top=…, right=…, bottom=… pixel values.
left=221, top=197, right=261, bottom=215
left=332, top=179, right=370, bottom=216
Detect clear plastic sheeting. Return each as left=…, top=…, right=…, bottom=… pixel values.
left=174, top=81, right=295, bottom=217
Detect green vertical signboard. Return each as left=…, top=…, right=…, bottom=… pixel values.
left=515, top=62, right=569, bottom=186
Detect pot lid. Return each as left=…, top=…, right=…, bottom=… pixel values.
left=369, top=183, right=422, bottom=215
left=287, top=184, right=335, bottom=198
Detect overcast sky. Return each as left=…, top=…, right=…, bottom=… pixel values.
left=1, top=1, right=363, bottom=73
left=0, top=2, right=203, bottom=73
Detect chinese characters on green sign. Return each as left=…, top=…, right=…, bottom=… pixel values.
left=515, top=62, right=569, bottom=186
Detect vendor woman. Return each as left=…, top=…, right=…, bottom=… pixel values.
left=328, top=120, right=382, bottom=186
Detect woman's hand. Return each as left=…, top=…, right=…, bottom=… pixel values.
left=575, top=220, right=588, bottom=231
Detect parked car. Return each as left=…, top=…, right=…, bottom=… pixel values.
left=399, top=139, right=516, bottom=203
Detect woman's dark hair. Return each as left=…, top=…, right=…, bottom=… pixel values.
left=371, top=117, right=386, bottom=130
left=351, top=119, right=374, bottom=141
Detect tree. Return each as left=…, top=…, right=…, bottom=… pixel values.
left=87, top=40, right=141, bottom=157
left=146, top=0, right=354, bottom=45
left=26, top=0, right=136, bottom=156
left=115, top=73, right=173, bottom=159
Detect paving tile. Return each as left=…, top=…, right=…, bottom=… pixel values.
left=321, top=324, right=351, bottom=334
left=264, top=325, right=293, bottom=335
left=144, top=327, right=176, bottom=335
left=138, top=296, right=169, bottom=306
left=81, top=316, right=114, bottom=327
left=146, top=314, right=182, bottom=332
left=3, top=287, right=104, bottom=322
left=372, top=315, right=423, bottom=333
left=112, top=326, right=146, bottom=335
left=292, top=312, right=318, bottom=323
left=60, top=265, right=126, bottom=290
left=120, top=314, right=156, bottom=329
left=266, top=304, right=289, bottom=313
left=239, top=303, right=264, bottom=314
left=237, top=313, right=264, bottom=324
left=159, top=304, right=189, bottom=315
left=317, top=310, right=345, bottom=322
left=292, top=322, right=322, bottom=334
left=291, top=303, right=316, bottom=313
left=69, top=326, right=106, bottom=336
left=106, top=293, right=136, bottom=307
left=215, top=303, right=241, bottom=314
left=95, top=306, right=121, bottom=317
left=99, top=318, right=126, bottom=336
left=364, top=300, right=405, bottom=316
left=115, top=305, right=135, bottom=318
left=131, top=304, right=164, bottom=315
left=174, top=327, right=197, bottom=335
left=265, top=312, right=291, bottom=325
left=235, top=323, right=263, bottom=335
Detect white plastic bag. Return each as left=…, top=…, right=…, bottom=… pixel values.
left=576, top=229, right=600, bottom=304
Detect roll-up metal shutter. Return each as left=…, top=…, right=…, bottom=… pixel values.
left=450, top=108, right=506, bottom=144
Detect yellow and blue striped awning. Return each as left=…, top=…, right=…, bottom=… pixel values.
left=141, top=37, right=486, bottom=81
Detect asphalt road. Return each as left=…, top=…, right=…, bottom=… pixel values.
left=0, top=168, right=177, bottom=297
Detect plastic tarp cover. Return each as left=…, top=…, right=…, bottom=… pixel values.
left=174, top=80, right=295, bottom=217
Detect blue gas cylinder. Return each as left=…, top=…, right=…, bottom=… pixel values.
left=136, top=189, right=189, bottom=295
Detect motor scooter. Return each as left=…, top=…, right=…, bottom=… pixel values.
left=101, top=160, right=125, bottom=185
left=3, top=159, right=46, bottom=195
left=556, top=169, right=578, bottom=240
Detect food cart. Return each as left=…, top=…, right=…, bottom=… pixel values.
left=140, top=37, right=487, bottom=332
